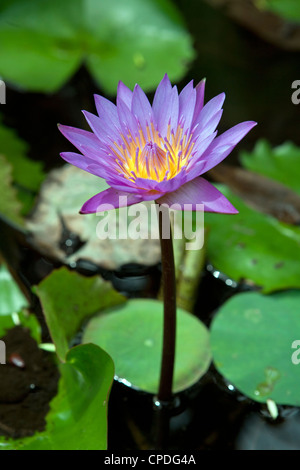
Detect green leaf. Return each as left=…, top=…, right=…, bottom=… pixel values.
left=0, top=0, right=194, bottom=94
left=0, top=119, right=45, bottom=192
left=240, top=140, right=300, bottom=196
left=0, top=264, right=41, bottom=342
left=35, top=266, right=126, bottom=361
left=211, top=290, right=300, bottom=406
left=0, top=119, right=45, bottom=215
left=0, top=310, right=41, bottom=344
left=0, top=343, right=114, bottom=450
left=82, top=299, right=211, bottom=394
left=0, top=264, right=28, bottom=315
left=86, top=0, right=194, bottom=94
left=0, top=155, right=25, bottom=227
left=205, top=185, right=300, bottom=293
left=256, top=0, right=300, bottom=22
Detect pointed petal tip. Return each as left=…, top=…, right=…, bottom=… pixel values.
left=161, top=73, right=171, bottom=85
left=79, top=203, right=95, bottom=215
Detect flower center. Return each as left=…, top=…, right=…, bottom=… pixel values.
left=111, top=122, right=195, bottom=183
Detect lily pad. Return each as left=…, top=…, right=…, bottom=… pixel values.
left=0, top=0, right=194, bottom=94
left=0, top=343, right=114, bottom=450
left=82, top=298, right=211, bottom=394
left=205, top=185, right=300, bottom=293
left=240, top=140, right=300, bottom=196
left=35, top=266, right=126, bottom=361
left=210, top=290, right=300, bottom=406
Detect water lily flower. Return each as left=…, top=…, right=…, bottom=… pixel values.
left=59, top=74, right=256, bottom=214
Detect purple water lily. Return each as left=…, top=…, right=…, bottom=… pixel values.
left=59, top=74, right=256, bottom=214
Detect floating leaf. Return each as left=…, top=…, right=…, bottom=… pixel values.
left=0, top=0, right=194, bottom=94
left=205, top=185, right=300, bottom=293
left=82, top=299, right=211, bottom=394
left=211, top=290, right=300, bottom=406
left=35, top=266, right=126, bottom=361
left=240, top=140, right=300, bottom=196
left=0, top=343, right=114, bottom=450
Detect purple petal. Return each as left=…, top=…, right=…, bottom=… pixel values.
left=94, top=94, right=119, bottom=127
left=192, top=79, right=206, bottom=126
left=186, top=132, right=218, bottom=169
left=157, top=177, right=238, bottom=213
left=117, top=99, right=139, bottom=137
left=152, top=74, right=179, bottom=135
left=194, top=93, right=225, bottom=130
left=160, top=87, right=179, bottom=136
left=178, top=80, right=196, bottom=132
left=117, top=81, right=133, bottom=109
left=83, top=110, right=120, bottom=144
left=192, top=109, right=223, bottom=141
left=197, top=121, right=257, bottom=175
left=131, top=84, right=153, bottom=132
left=80, top=188, right=143, bottom=214
left=60, top=152, right=109, bottom=176
left=152, top=74, right=172, bottom=117
left=149, top=172, right=188, bottom=194
left=58, top=124, right=107, bottom=160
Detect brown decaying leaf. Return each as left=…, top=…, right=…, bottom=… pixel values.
left=26, top=165, right=162, bottom=270
left=204, top=0, right=300, bottom=51
left=208, top=164, right=300, bottom=224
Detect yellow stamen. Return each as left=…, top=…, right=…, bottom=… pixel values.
left=110, top=123, right=194, bottom=183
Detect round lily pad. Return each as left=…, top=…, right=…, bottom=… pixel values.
left=211, top=290, right=300, bottom=406
left=82, top=299, right=211, bottom=394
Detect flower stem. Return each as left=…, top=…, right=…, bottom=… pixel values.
left=156, top=203, right=177, bottom=402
